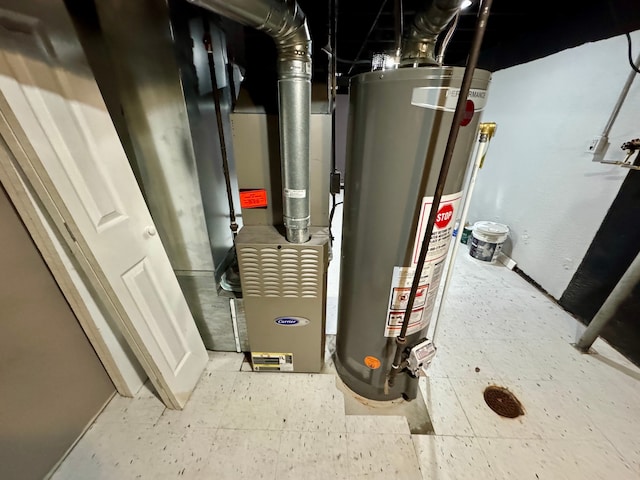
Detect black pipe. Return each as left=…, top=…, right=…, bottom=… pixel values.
left=329, top=0, right=338, bottom=112
left=387, top=0, right=493, bottom=389
left=329, top=0, right=339, bottom=240
left=329, top=0, right=338, bottom=172
left=394, top=0, right=404, bottom=56
left=202, top=21, right=238, bottom=237
left=347, top=0, right=389, bottom=76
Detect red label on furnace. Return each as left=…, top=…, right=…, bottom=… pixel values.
left=240, top=189, right=268, bottom=209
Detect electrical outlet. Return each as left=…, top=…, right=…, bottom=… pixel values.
left=587, top=135, right=608, bottom=155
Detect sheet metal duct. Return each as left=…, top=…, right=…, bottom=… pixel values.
left=187, top=0, right=312, bottom=244
left=401, top=0, right=465, bottom=67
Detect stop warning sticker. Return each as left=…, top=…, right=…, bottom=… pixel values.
left=435, top=204, right=454, bottom=229
left=412, top=192, right=462, bottom=265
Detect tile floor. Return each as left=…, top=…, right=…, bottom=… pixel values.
left=53, top=239, right=640, bottom=479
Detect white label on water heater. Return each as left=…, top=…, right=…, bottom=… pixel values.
left=411, top=87, right=487, bottom=112
left=383, top=191, right=462, bottom=338
left=284, top=188, right=307, bottom=199
left=411, top=192, right=462, bottom=266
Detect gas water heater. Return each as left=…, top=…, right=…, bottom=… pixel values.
left=335, top=66, right=491, bottom=400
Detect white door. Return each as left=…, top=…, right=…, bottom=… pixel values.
left=0, top=3, right=208, bottom=409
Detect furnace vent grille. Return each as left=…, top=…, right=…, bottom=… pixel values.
left=238, top=246, right=320, bottom=298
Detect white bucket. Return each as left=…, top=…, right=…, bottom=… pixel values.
left=469, top=221, right=509, bottom=263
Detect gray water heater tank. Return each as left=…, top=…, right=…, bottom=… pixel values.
left=335, top=66, right=491, bottom=401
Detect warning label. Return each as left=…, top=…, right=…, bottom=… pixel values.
left=390, top=285, right=428, bottom=311
left=412, top=192, right=462, bottom=266
left=240, top=189, right=268, bottom=209
left=384, top=191, right=461, bottom=337
left=386, top=307, right=425, bottom=335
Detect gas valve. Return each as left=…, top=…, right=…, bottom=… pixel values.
left=406, top=338, right=437, bottom=377
left=621, top=138, right=640, bottom=153
left=620, top=138, right=640, bottom=169
left=601, top=138, right=640, bottom=170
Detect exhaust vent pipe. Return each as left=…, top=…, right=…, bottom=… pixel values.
left=400, top=0, right=464, bottom=67
left=188, top=0, right=312, bottom=243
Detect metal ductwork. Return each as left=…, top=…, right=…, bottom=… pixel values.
left=400, top=0, right=464, bottom=67
left=187, top=0, right=312, bottom=243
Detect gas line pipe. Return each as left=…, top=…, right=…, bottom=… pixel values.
left=431, top=121, right=497, bottom=344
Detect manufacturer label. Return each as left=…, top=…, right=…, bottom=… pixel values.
left=411, top=87, right=487, bottom=112
left=239, top=189, right=268, bottom=208
left=384, top=191, right=462, bottom=337
left=252, top=352, right=294, bottom=372
left=274, top=316, right=310, bottom=327
left=284, top=188, right=306, bottom=199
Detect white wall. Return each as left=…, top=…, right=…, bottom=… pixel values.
left=468, top=31, right=640, bottom=299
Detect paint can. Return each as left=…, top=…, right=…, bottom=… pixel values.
left=469, top=221, right=509, bottom=263
left=460, top=223, right=473, bottom=245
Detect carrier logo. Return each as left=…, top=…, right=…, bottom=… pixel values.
left=275, top=316, right=310, bottom=326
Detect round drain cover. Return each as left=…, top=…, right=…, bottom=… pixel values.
left=483, top=386, right=524, bottom=418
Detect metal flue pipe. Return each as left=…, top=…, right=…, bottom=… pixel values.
left=400, top=0, right=465, bottom=67
left=187, top=0, right=312, bottom=243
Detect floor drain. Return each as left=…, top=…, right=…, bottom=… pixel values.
left=483, top=385, right=524, bottom=418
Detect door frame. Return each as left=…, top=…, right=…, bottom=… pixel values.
left=0, top=1, right=208, bottom=409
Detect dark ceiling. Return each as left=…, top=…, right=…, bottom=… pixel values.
left=295, top=0, right=640, bottom=89
left=225, top=0, right=640, bottom=101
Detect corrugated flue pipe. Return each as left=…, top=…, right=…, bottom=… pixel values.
left=400, top=0, right=464, bottom=67
left=187, top=0, right=312, bottom=243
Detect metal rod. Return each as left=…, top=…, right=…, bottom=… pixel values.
left=230, top=298, right=242, bottom=352
left=575, top=249, right=640, bottom=352
left=226, top=55, right=238, bottom=112
left=394, top=0, right=404, bottom=57
left=432, top=122, right=496, bottom=344
left=602, top=49, right=640, bottom=137
left=203, top=24, right=238, bottom=237
left=329, top=0, right=339, bottom=232
left=347, top=0, right=389, bottom=76
left=387, top=0, right=493, bottom=389
left=329, top=0, right=338, bottom=169
left=328, top=0, right=338, bottom=111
